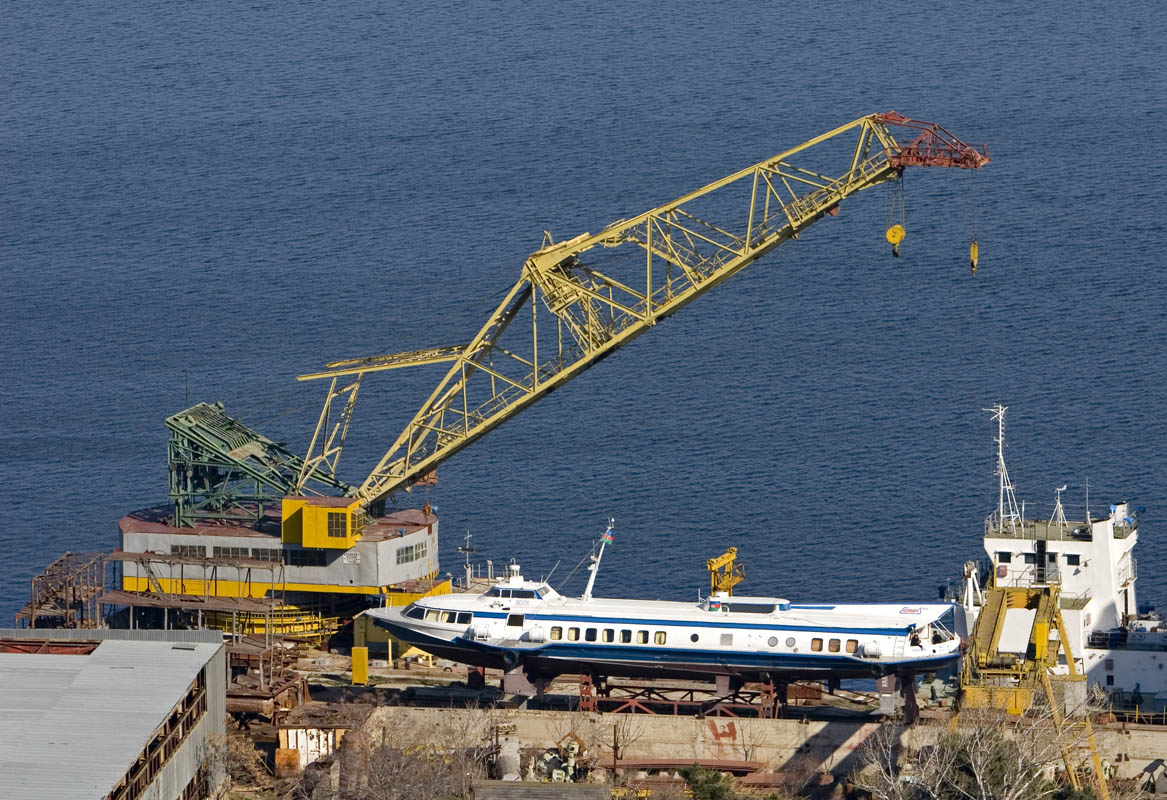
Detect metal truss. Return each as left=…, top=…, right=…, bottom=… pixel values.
left=297, top=112, right=989, bottom=506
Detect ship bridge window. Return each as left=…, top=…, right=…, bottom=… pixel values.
left=506, top=614, right=524, bottom=627
left=443, top=611, right=458, bottom=624
left=727, top=602, right=776, bottom=614
left=997, top=551, right=1013, bottom=564
left=1066, top=554, right=1080, bottom=566
left=404, top=605, right=426, bottom=620
left=425, top=610, right=442, bottom=622
left=457, top=612, right=472, bottom=624
left=1023, top=553, right=1037, bottom=565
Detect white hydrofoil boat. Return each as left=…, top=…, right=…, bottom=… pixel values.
left=368, top=523, right=960, bottom=683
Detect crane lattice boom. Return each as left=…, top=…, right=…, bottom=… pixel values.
left=296, top=111, right=989, bottom=506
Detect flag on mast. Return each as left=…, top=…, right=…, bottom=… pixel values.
left=601, top=524, right=614, bottom=545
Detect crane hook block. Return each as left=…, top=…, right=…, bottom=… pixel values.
left=969, top=239, right=979, bottom=274
left=885, top=224, right=905, bottom=245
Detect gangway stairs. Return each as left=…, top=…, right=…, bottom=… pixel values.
left=959, top=567, right=1110, bottom=799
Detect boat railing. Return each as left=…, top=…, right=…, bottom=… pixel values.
left=1087, top=628, right=1128, bottom=649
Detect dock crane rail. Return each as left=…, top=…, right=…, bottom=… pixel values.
left=294, top=111, right=990, bottom=506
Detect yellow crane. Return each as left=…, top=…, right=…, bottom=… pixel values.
left=706, top=547, right=746, bottom=596
left=291, top=111, right=989, bottom=514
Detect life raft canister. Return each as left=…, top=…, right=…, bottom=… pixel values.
left=996, top=564, right=1008, bottom=580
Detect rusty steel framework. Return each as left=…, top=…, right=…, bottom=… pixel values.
left=14, top=551, right=106, bottom=629
left=294, top=111, right=989, bottom=507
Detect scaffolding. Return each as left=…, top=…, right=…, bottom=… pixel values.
left=14, top=552, right=106, bottom=629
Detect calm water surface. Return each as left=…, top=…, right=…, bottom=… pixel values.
left=2, top=2, right=1164, bottom=622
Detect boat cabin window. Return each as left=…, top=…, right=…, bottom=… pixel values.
left=1066, top=554, right=1080, bottom=566
left=811, top=638, right=823, bottom=652
left=690, top=634, right=699, bottom=643
left=997, top=551, right=1012, bottom=564
left=602, top=629, right=614, bottom=643
left=727, top=602, right=776, bottom=614
left=637, top=631, right=648, bottom=644
left=443, top=611, right=458, bottom=624
left=506, top=614, right=524, bottom=627
left=485, top=588, right=540, bottom=599
left=654, top=631, right=667, bottom=645
left=1023, top=553, right=1037, bottom=565
left=585, top=628, right=597, bottom=642
left=785, top=637, right=796, bottom=648
left=568, top=628, right=580, bottom=641
left=828, top=638, right=840, bottom=653
left=550, top=627, right=563, bottom=640
left=846, top=639, right=858, bottom=653
left=620, top=630, right=632, bottom=643
left=425, top=610, right=442, bottom=622
left=404, top=605, right=426, bottom=620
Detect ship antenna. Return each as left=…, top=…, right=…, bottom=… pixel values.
left=1049, top=485, right=1069, bottom=531
left=985, top=403, right=1022, bottom=535
left=582, top=518, right=614, bottom=602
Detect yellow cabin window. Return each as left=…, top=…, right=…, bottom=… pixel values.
left=602, top=629, right=614, bottom=643
left=568, top=628, right=580, bottom=641
left=637, top=631, right=648, bottom=644
left=550, top=627, right=563, bottom=641
left=811, top=638, right=823, bottom=652
left=327, top=511, right=347, bottom=538
left=654, top=631, right=667, bottom=645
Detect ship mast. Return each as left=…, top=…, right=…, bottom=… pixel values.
left=986, top=404, right=1022, bottom=535
left=582, top=519, right=614, bottom=602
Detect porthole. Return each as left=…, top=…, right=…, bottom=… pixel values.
left=690, top=633, right=699, bottom=643
left=767, top=636, right=779, bottom=647
left=785, top=637, right=796, bottom=648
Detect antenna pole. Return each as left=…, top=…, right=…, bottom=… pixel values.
left=582, top=518, right=614, bottom=602
left=985, top=403, right=1021, bottom=534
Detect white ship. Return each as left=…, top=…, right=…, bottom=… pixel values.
left=368, top=523, right=960, bottom=683
left=952, top=406, right=1166, bottom=711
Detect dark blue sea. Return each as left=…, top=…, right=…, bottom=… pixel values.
left=2, top=1, right=1165, bottom=624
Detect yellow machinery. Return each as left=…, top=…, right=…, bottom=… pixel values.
left=280, top=496, right=366, bottom=549
left=292, top=112, right=989, bottom=512
left=706, top=547, right=745, bottom=596
left=960, top=565, right=1109, bottom=799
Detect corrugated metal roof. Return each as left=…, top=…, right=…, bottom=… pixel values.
left=0, top=638, right=221, bottom=799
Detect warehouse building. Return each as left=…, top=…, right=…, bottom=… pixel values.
left=0, top=628, right=226, bottom=800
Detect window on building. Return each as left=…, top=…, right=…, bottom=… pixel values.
left=327, top=511, right=347, bottom=538
left=811, top=638, right=823, bottom=652
left=568, top=628, right=580, bottom=641
left=828, top=639, right=841, bottom=653
left=602, top=629, right=614, bottom=643
left=1066, top=554, right=1080, bottom=566
left=620, top=630, right=632, bottom=643
left=1047, top=552, right=1058, bottom=564
left=287, top=549, right=326, bottom=567
left=1023, top=553, right=1037, bottom=565
left=550, top=627, right=563, bottom=641
left=396, top=542, right=427, bottom=565
left=212, top=546, right=249, bottom=560
left=585, top=628, right=597, bottom=642
left=351, top=508, right=367, bottom=535
left=997, top=551, right=1013, bottom=564
left=251, top=548, right=281, bottom=562
left=1106, top=675, right=1114, bottom=686
left=171, top=545, right=204, bottom=558
left=637, top=631, right=648, bottom=644
left=846, top=639, right=859, bottom=653
left=654, top=631, right=667, bottom=645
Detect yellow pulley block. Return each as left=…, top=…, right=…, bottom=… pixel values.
left=885, top=224, right=905, bottom=245
left=970, top=239, right=980, bottom=274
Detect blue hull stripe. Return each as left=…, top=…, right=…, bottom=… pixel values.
left=428, top=609, right=913, bottom=636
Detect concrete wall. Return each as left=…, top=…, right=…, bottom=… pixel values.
left=363, top=706, right=1166, bottom=782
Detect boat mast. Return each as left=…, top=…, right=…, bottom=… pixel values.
left=986, top=403, right=1022, bottom=535
left=582, top=519, right=614, bottom=602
